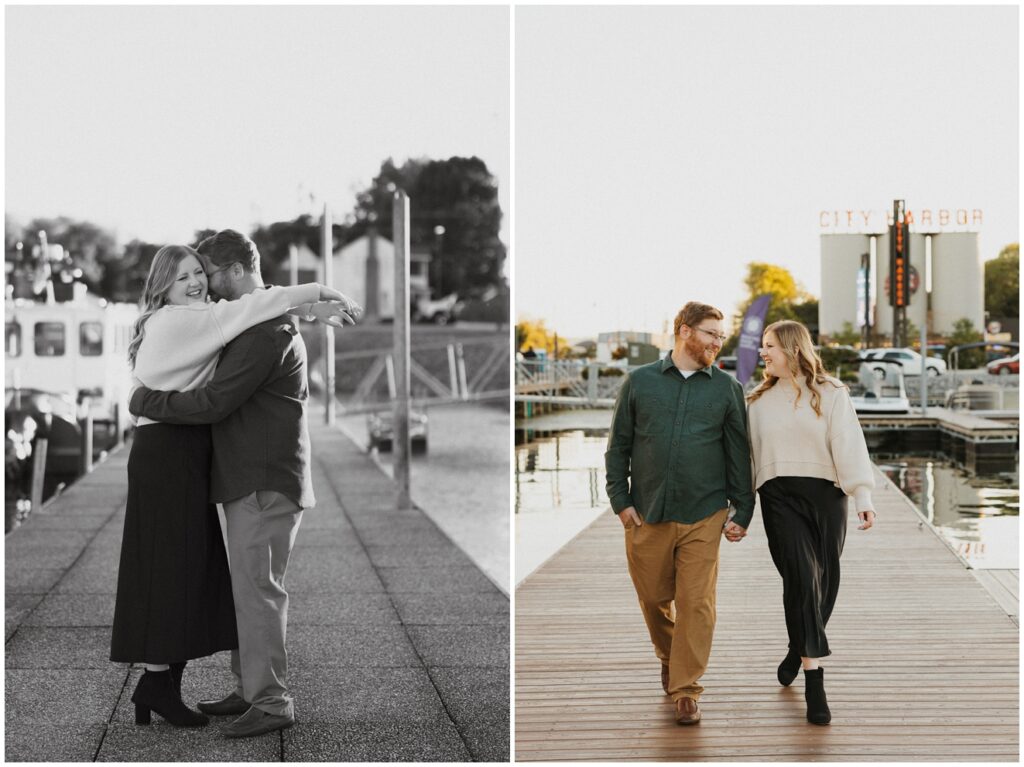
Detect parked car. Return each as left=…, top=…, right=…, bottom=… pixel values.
left=859, top=348, right=946, bottom=376
left=413, top=293, right=463, bottom=325
left=986, top=353, right=1019, bottom=376
left=367, top=410, right=428, bottom=454
left=716, top=356, right=763, bottom=373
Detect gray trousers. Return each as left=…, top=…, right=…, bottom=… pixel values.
left=223, top=490, right=303, bottom=717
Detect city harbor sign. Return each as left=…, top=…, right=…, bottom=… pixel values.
left=819, top=207, right=982, bottom=233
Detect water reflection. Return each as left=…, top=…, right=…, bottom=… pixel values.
left=874, top=455, right=1019, bottom=569
left=515, top=430, right=609, bottom=515
left=515, top=429, right=610, bottom=584
left=516, top=429, right=1020, bottom=578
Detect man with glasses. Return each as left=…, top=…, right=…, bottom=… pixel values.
left=130, top=229, right=360, bottom=737
left=605, top=301, right=754, bottom=725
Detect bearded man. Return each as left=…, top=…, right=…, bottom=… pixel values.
left=605, top=301, right=754, bottom=725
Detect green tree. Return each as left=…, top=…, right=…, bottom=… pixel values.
left=732, top=262, right=819, bottom=347
left=830, top=321, right=862, bottom=347
left=947, top=317, right=986, bottom=369
left=984, top=243, right=1019, bottom=318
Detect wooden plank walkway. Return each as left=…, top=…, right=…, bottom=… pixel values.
left=515, top=466, right=1019, bottom=762
left=973, top=570, right=1019, bottom=626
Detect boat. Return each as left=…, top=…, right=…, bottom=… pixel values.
left=849, top=361, right=911, bottom=414
left=6, top=286, right=138, bottom=433
left=5, top=280, right=138, bottom=525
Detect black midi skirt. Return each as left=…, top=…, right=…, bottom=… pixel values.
left=110, top=423, right=238, bottom=663
left=758, top=476, right=848, bottom=659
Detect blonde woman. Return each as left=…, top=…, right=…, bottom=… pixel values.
left=110, top=244, right=356, bottom=727
left=746, top=320, right=876, bottom=725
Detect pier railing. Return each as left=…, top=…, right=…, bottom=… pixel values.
left=515, top=360, right=628, bottom=406
left=336, top=338, right=509, bottom=415
left=516, top=358, right=1020, bottom=411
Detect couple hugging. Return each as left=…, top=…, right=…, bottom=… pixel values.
left=109, top=230, right=361, bottom=737
left=606, top=301, right=877, bottom=727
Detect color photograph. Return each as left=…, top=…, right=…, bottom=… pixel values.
left=514, top=4, right=1018, bottom=761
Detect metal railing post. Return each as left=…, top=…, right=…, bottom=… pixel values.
left=79, top=399, right=93, bottom=475
left=322, top=204, right=336, bottom=425
left=920, top=324, right=928, bottom=412
left=30, top=439, right=48, bottom=513
left=392, top=191, right=412, bottom=509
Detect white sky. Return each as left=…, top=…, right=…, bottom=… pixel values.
left=6, top=5, right=509, bottom=247
left=515, top=5, right=1019, bottom=339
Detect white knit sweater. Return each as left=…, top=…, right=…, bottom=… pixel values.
left=747, top=375, right=875, bottom=512
left=133, top=283, right=320, bottom=426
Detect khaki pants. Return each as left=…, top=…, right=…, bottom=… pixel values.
left=223, top=490, right=303, bottom=717
left=624, top=508, right=728, bottom=703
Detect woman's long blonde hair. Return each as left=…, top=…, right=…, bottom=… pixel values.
left=746, top=320, right=843, bottom=417
left=127, top=245, right=201, bottom=369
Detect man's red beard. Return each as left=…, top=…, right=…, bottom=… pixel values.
left=684, top=334, right=719, bottom=367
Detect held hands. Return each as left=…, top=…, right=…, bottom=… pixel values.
left=317, top=286, right=364, bottom=320
left=618, top=507, right=643, bottom=529
left=723, top=520, right=747, bottom=542
left=857, top=510, right=876, bottom=530
left=309, top=301, right=356, bottom=328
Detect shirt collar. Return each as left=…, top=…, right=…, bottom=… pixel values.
left=660, top=353, right=714, bottom=377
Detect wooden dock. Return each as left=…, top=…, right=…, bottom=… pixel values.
left=860, top=407, right=1018, bottom=442
left=515, top=466, right=1019, bottom=762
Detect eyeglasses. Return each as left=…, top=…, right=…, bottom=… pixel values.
left=205, top=262, right=237, bottom=278
left=691, top=326, right=728, bottom=343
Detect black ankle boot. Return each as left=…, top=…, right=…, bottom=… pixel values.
left=777, top=649, right=801, bottom=687
left=803, top=668, right=831, bottom=725
left=169, top=662, right=186, bottom=696
left=131, top=670, right=209, bottom=727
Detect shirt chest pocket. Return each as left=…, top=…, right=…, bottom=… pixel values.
left=635, top=398, right=669, bottom=436
left=686, top=399, right=726, bottom=433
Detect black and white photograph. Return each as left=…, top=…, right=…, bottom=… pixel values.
left=5, top=4, right=509, bottom=762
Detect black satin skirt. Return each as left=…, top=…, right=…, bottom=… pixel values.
left=110, top=423, right=238, bottom=663
left=758, top=476, right=848, bottom=658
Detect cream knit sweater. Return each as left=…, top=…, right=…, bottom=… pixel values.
left=133, top=283, right=320, bottom=426
left=747, top=375, right=875, bottom=512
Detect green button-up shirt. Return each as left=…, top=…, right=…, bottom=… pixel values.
left=604, top=355, right=755, bottom=528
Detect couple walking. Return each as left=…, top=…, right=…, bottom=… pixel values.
left=109, top=230, right=361, bottom=736
left=606, top=301, right=876, bottom=726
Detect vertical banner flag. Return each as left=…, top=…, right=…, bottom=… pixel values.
left=889, top=199, right=910, bottom=308
left=736, top=294, right=771, bottom=385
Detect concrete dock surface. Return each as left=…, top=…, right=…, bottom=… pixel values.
left=5, top=408, right=509, bottom=762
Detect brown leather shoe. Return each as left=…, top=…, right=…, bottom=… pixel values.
left=660, top=665, right=670, bottom=694
left=675, top=697, right=701, bottom=725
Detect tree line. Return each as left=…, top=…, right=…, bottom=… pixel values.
left=5, top=156, right=506, bottom=305
left=518, top=249, right=1019, bottom=363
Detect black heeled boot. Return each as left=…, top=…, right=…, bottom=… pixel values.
left=131, top=669, right=209, bottom=727
left=169, top=661, right=186, bottom=696
left=777, top=649, right=801, bottom=686
left=803, top=668, right=831, bottom=725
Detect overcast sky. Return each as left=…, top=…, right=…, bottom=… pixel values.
left=515, top=5, right=1019, bottom=338
left=7, top=5, right=509, bottom=246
